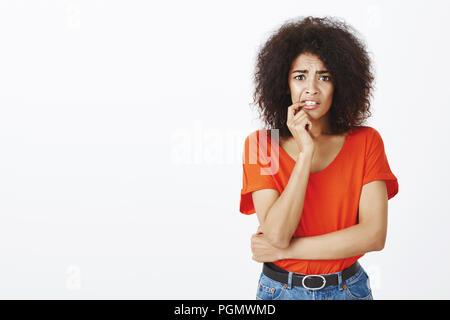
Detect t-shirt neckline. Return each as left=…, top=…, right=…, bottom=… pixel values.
left=270, top=130, right=353, bottom=176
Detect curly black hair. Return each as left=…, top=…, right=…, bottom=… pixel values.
left=251, top=16, right=374, bottom=137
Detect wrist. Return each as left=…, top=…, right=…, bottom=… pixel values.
left=278, top=245, right=291, bottom=260
left=296, top=150, right=313, bottom=163
left=300, top=147, right=314, bottom=158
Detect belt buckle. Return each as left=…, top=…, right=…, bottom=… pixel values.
left=301, top=275, right=326, bottom=291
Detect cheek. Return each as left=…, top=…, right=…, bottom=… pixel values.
left=289, top=85, right=305, bottom=101
left=290, top=82, right=303, bottom=92
left=322, top=86, right=334, bottom=102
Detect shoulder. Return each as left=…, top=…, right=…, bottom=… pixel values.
left=350, top=125, right=381, bottom=140
left=353, top=126, right=390, bottom=157
left=350, top=125, right=374, bottom=134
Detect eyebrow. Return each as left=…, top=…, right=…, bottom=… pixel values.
left=292, top=69, right=330, bottom=74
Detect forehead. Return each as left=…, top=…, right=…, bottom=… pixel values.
left=290, top=52, right=326, bottom=69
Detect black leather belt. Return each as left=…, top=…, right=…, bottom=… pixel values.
left=262, top=261, right=360, bottom=290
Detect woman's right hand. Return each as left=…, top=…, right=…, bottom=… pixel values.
left=287, top=103, right=316, bottom=157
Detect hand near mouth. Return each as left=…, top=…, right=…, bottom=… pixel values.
left=287, top=102, right=316, bottom=157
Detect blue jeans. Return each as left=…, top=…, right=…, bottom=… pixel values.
left=256, top=262, right=373, bottom=300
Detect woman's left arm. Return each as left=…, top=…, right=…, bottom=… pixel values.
left=251, top=180, right=388, bottom=262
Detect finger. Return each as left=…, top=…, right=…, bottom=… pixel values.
left=303, top=119, right=313, bottom=131
left=296, top=120, right=312, bottom=132
left=295, top=107, right=313, bottom=121
left=295, top=108, right=312, bottom=122
left=293, top=111, right=308, bottom=124
left=293, top=115, right=308, bottom=125
left=288, top=102, right=303, bottom=119
left=288, top=108, right=304, bottom=126
left=293, top=108, right=306, bottom=118
left=294, top=117, right=312, bottom=131
left=292, top=104, right=303, bottom=117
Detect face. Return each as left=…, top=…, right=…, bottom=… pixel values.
left=287, top=52, right=334, bottom=121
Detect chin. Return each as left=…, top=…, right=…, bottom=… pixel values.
left=305, top=108, right=323, bottom=117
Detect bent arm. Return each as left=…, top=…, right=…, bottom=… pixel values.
left=256, top=151, right=313, bottom=249
left=281, top=224, right=381, bottom=260
left=280, top=180, right=389, bottom=260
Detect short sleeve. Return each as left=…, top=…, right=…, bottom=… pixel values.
left=239, top=130, right=279, bottom=215
left=363, top=128, right=399, bottom=200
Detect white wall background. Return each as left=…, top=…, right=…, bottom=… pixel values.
left=0, top=0, right=448, bottom=299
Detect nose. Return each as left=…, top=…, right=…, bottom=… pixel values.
left=305, top=77, right=319, bottom=95
left=305, top=86, right=318, bottom=95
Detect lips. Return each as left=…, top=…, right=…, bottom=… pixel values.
left=301, top=100, right=320, bottom=110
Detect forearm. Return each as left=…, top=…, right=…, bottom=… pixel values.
left=281, top=223, right=382, bottom=260
left=261, top=152, right=312, bottom=248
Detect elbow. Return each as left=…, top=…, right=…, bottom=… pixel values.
left=269, top=234, right=292, bottom=249
left=369, top=231, right=386, bottom=252
left=370, top=240, right=385, bottom=252
left=373, top=239, right=385, bottom=251
left=259, top=223, right=293, bottom=249
left=271, top=238, right=291, bottom=250
left=261, top=228, right=291, bottom=249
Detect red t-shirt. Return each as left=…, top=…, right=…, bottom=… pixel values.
left=239, top=126, right=399, bottom=274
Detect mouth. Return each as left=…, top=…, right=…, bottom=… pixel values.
left=301, top=100, right=320, bottom=110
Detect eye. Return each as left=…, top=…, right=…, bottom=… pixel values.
left=294, top=75, right=305, bottom=80
left=319, top=75, right=331, bottom=81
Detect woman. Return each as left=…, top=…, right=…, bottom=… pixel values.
left=239, top=16, right=399, bottom=300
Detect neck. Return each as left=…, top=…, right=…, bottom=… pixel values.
left=308, top=117, right=332, bottom=139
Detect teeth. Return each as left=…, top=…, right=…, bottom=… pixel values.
left=304, top=101, right=318, bottom=105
